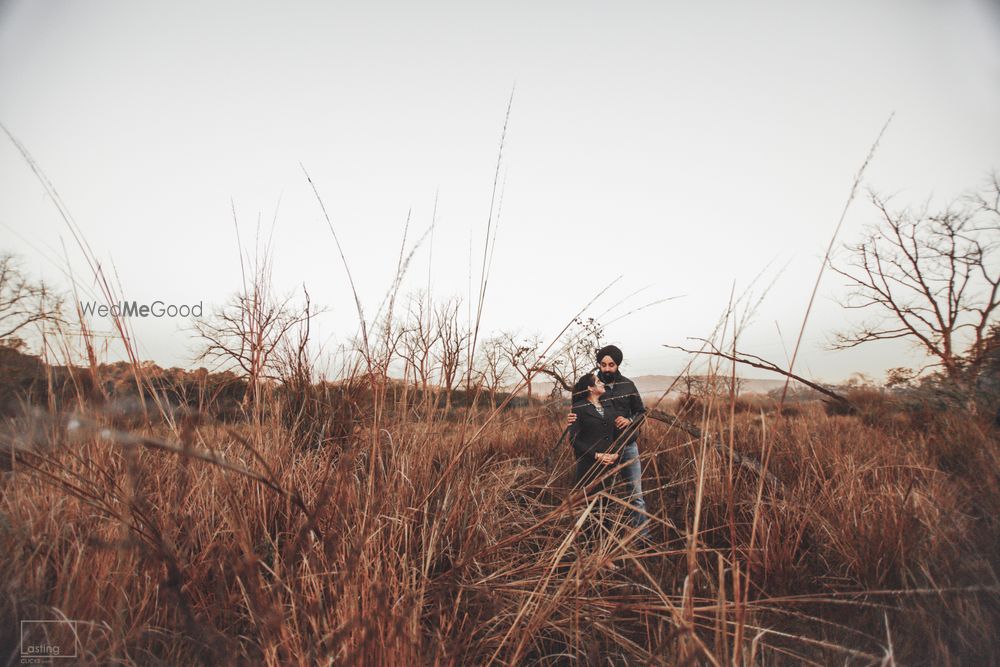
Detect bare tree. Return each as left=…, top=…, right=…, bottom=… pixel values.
left=831, top=173, right=1000, bottom=385
left=433, top=296, right=468, bottom=410
left=0, top=252, right=64, bottom=348
left=499, top=331, right=543, bottom=400
left=399, top=291, right=441, bottom=400
left=358, top=308, right=407, bottom=386
left=193, top=240, right=313, bottom=410
left=476, top=334, right=511, bottom=406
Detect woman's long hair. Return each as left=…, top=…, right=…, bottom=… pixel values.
left=572, top=372, right=598, bottom=405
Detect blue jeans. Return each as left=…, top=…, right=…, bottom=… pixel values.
left=618, top=441, right=651, bottom=540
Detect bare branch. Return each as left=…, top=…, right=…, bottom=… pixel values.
left=666, top=341, right=853, bottom=408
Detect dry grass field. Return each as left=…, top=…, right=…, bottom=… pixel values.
left=1, top=352, right=998, bottom=665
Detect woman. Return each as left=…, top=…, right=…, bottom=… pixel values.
left=569, top=372, right=626, bottom=569
left=569, top=372, right=623, bottom=490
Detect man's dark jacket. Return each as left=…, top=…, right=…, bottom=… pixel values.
left=597, top=370, right=646, bottom=444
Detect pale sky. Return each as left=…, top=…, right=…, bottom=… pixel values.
left=1, top=0, right=999, bottom=383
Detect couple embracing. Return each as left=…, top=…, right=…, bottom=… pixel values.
left=567, top=344, right=651, bottom=544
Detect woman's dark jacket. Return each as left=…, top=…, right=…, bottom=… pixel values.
left=569, top=399, right=623, bottom=461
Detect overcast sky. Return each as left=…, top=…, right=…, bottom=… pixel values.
left=2, top=0, right=999, bottom=382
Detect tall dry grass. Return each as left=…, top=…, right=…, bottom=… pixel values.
left=2, top=351, right=999, bottom=664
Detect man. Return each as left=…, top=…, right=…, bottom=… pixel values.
left=567, top=344, right=650, bottom=542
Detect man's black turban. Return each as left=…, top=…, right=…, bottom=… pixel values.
left=596, top=344, right=623, bottom=365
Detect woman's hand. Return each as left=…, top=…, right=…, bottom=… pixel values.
left=566, top=412, right=576, bottom=426
left=614, top=416, right=632, bottom=429
left=595, top=452, right=619, bottom=466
